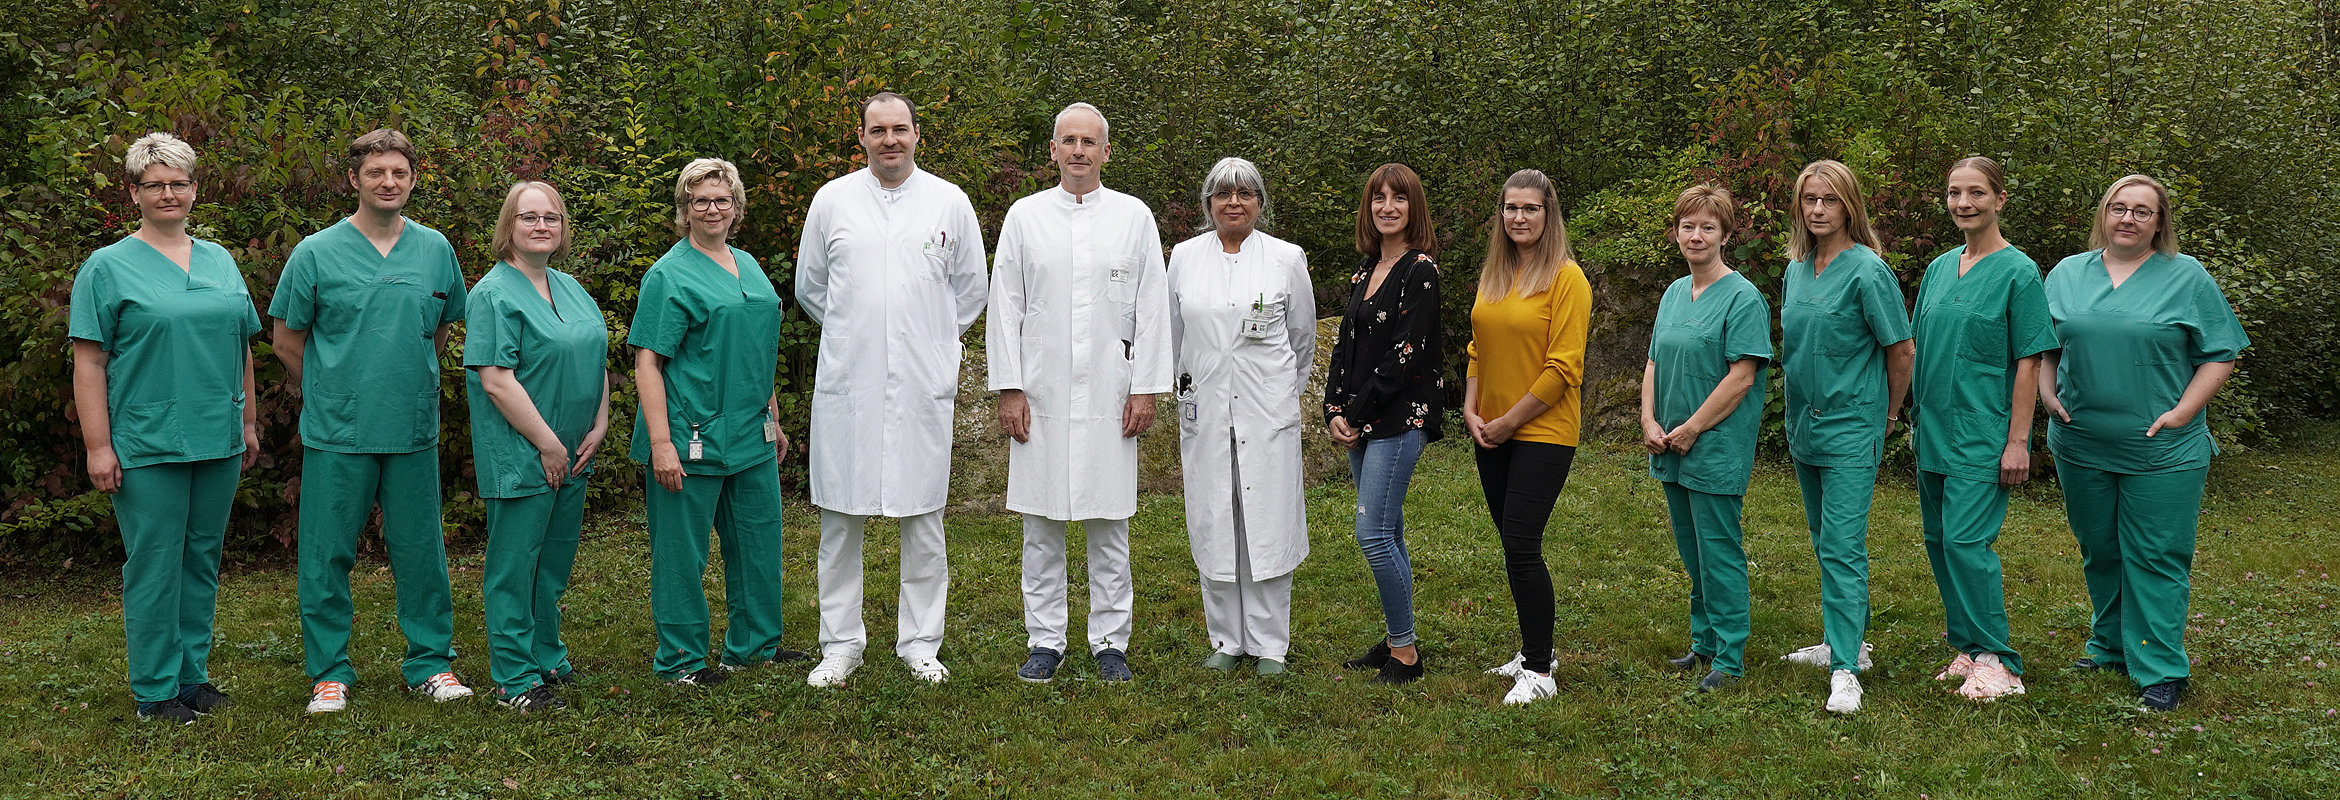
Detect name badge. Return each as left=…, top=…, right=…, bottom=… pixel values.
left=921, top=231, right=957, bottom=261
left=764, top=421, right=780, bottom=443
left=1181, top=400, right=1199, bottom=421
left=1109, top=266, right=1131, bottom=284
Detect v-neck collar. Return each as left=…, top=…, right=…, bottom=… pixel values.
left=122, top=235, right=218, bottom=288
left=343, top=216, right=410, bottom=260
left=494, top=261, right=569, bottom=320
left=2098, top=250, right=2161, bottom=291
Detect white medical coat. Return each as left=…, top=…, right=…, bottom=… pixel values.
left=1167, top=229, right=1316, bottom=582
left=795, top=167, right=989, bottom=517
left=986, top=185, right=1173, bottom=521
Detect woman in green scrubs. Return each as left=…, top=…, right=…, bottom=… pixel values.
left=1910, top=157, right=2057, bottom=703
left=69, top=133, right=261, bottom=724
left=465, top=182, right=611, bottom=712
left=1641, top=184, right=1770, bottom=695
left=629, top=158, right=798, bottom=686
left=1775, top=160, right=1912, bottom=712
left=2042, top=174, right=2247, bottom=712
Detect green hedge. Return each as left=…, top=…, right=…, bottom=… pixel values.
left=2, top=0, right=2333, bottom=561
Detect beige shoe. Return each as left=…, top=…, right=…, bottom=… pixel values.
left=1956, top=653, right=2026, bottom=701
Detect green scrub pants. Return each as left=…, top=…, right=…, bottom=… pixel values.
left=483, top=480, right=585, bottom=696
left=1918, top=471, right=2023, bottom=674
left=298, top=447, right=456, bottom=687
left=1793, top=461, right=1877, bottom=674
left=2055, top=460, right=2208, bottom=689
left=646, top=460, right=786, bottom=677
left=115, top=456, right=238, bottom=703
left=1663, top=482, right=1749, bottom=676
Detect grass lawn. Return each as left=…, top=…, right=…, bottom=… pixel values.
left=4, top=423, right=2337, bottom=799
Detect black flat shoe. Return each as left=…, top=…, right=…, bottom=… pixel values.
left=2139, top=680, right=2187, bottom=711
left=2069, top=657, right=2129, bottom=675
left=1667, top=651, right=1713, bottom=672
left=1343, top=640, right=1392, bottom=670
left=1372, top=653, right=1424, bottom=685
left=1696, top=669, right=1738, bottom=693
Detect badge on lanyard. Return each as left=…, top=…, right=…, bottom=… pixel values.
left=1241, top=293, right=1275, bottom=340
left=687, top=425, right=704, bottom=462
left=764, top=420, right=780, bottom=443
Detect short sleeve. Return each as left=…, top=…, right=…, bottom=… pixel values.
left=269, top=246, right=319, bottom=330
left=462, top=291, right=523, bottom=370
left=2187, top=270, right=2249, bottom=364
left=626, top=268, right=690, bottom=357
left=438, top=250, right=469, bottom=325
left=66, top=256, right=116, bottom=347
left=1724, top=285, right=1773, bottom=365
left=2006, top=268, right=2057, bottom=359
left=1860, top=262, right=1913, bottom=347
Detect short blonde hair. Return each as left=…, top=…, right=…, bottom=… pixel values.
left=1669, top=183, right=1738, bottom=242
left=672, top=157, right=747, bottom=238
left=1787, top=160, right=1884, bottom=263
left=2088, top=174, right=2179, bottom=256
left=1478, top=169, right=1574, bottom=300
left=124, top=132, right=197, bottom=183
left=491, top=181, right=570, bottom=264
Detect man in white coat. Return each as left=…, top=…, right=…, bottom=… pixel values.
left=987, top=103, right=1172, bottom=684
left=795, top=92, right=989, bottom=686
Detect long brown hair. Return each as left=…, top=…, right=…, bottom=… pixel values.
left=1787, top=159, right=1883, bottom=262
left=1354, top=163, right=1436, bottom=258
left=1478, top=169, right=1573, bottom=300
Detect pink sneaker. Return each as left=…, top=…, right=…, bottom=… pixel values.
left=1957, top=654, right=2026, bottom=701
left=1934, top=652, right=1977, bottom=681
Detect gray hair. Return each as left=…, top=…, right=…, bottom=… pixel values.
left=1197, top=156, right=1269, bottom=231
left=1054, top=102, right=1109, bottom=144
left=124, top=132, right=197, bottom=182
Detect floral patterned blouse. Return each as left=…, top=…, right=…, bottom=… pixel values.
left=1324, top=249, right=1443, bottom=442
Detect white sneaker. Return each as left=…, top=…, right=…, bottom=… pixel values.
left=806, top=653, right=863, bottom=688
left=1486, top=652, right=1527, bottom=678
left=1501, top=670, right=1557, bottom=705
left=410, top=672, right=473, bottom=702
left=1781, top=642, right=1874, bottom=670
left=306, top=681, right=349, bottom=714
left=905, top=656, right=951, bottom=684
left=1825, top=669, right=1863, bottom=714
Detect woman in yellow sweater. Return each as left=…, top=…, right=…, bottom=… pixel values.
left=1466, top=169, right=1593, bottom=706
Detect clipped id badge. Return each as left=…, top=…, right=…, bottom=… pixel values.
left=687, top=425, right=704, bottom=461
left=1177, top=374, right=1199, bottom=422
left=1241, top=294, right=1277, bottom=340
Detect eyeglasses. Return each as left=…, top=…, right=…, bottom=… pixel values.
left=1801, top=194, right=1844, bottom=210
left=516, top=213, right=565, bottom=227
left=136, top=180, right=195, bottom=196
left=1209, top=189, right=1260, bottom=203
left=1501, top=203, right=1545, bottom=217
left=2107, top=205, right=2159, bottom=222
left=689, top=196, right=736, bottom=211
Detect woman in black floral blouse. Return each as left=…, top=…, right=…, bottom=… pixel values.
left=1325, top=163, right=1444, bottom=684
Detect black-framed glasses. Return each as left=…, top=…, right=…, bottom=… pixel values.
left=689, top=196, right=736, bottom=211
left=136, top=180, right=195, bottom=196
left=2107, top=205, right=2159, bottom=222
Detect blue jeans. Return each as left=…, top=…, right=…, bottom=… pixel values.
left=1348, top=429, right=1425, bottom=647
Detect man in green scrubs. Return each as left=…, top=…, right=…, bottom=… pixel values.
left=1779, top=240, right=1912, bottom=679
left=2045, top=223, right=2247, bottom=710
left=1912, top=244, right=2056, bottom=694
left=272, top=129, right=471, bottom=713
left=1645, top=265, right=1771, bottom=692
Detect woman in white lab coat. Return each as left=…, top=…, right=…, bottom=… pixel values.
left=1169, top=156, right=1317, bottom=675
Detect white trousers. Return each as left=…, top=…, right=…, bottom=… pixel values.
left=1198, top=458, right=1292, bottom=659
left=1020, top=515, right=1133, bottom=654
left=817, top=509, right=948, bottom=660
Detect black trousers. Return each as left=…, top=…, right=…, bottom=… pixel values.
left=1474, top=439, right=1577, bottom=674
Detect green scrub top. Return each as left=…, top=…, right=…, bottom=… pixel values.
left=464, top=263, right=611, bottom=498
left=268, top=218, right=467, bottom=453
left=67, top=237, right=263, bottom=469
left=1781, top=244, right=1912, bottom=467
left=1911, top=245, right=2059, bottom=483
left=626, top=240, right=782, bottom=477
left=1648, top=271, right=1773, bottom=496
left=2044, top=251, right=2249, bottom=474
